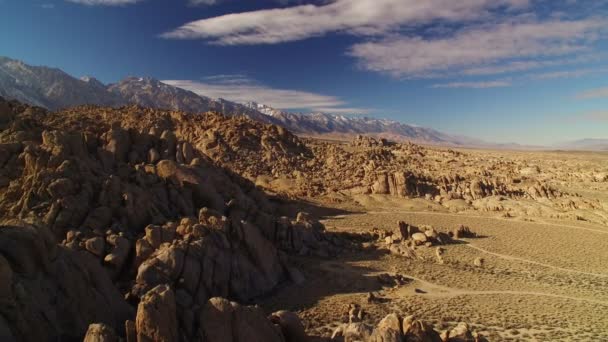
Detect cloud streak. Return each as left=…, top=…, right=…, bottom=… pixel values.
left=530, top=67, right=608, bottom=80
left=161, top=0, right=529, bottom=44
left=163, top=76, right=370, bottom=114
left=188, top=0, right=218, bottom=6
left=350, top=18, right=606, bottom=77
left=577, top=86, right=608, bottom=99
left=161, top=0, right=606, bottom=81
left=66, top=0, right=142, bottom=5
left=431, top=80, right=511, bottom=89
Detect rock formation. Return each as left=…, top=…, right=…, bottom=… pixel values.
left=1, top=97, right=569, bottom=341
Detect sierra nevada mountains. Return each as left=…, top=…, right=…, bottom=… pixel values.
left=0, top=56, right=504, bottom=147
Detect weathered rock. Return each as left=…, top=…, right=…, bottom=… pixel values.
left=370, top=313, right=403, bottom=342
left=83, top=323, right=118, bottom=342
left=85, top=237, right=105, bottom=257
left=332, top=322, right=374, bottom=342
left=403, top=315, right=442, bottom=342
left=104, top=235, right=130, bottom=274
left=136, top=285, right=178, bottom=342
left=270, top=310, right=308, bottom=342
left=83, top=207, right=113, bottom=231
left=446, top=322, right=475, bottom=342
left=411, top=232, right=428, bottom=245
left=199, top=297, right=285, bottom=342
left=0, top=224, right=133, bottom=341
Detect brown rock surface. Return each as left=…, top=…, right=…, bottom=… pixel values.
left=4, top=98, right=590, bottom=341
left=135, top=284, right=178, bottom=342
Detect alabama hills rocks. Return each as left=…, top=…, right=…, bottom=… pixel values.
left=1, top=97, right=601, bottom=341
left=0, top=98, right=329, bottom=340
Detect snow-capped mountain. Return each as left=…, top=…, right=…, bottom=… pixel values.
left=0, top=57, right=276, bottom=123
left=244, top=101, right=487, bottom=146
left=0, top=56, right=122, bottom=109
left=107, top=77, right=276, bottom=123
left=0, top=56, right=487, bottom=146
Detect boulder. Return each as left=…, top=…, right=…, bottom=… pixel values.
left=370, top=313, right=403, bottom=342
left=0, top=224, right=133, bottom=341
left=446, top=322, right=475, bottom=342
left=83, top=323, right=118, bottom=342
left=84, top=237, right=105, bottom=257
left=135, top=285, right=178, bottom=342
left=104, top=235, right=130, bottom=274
left=333, top=322, right=374, bottom=342
left=199, top=297, right=285, bottom=342
left=403, top=315, right=442, bottom=342
left=270, top=310, right=308, bottom=342
left=411, top=232, right=428, bottom=245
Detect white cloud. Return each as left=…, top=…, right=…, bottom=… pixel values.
left=530, top=67, right=608, bottom=80
left=460, top=54, right=600, bottom=76
left=349, top=18, right=606, bottom=78
left=431, top=80, right=511, bottom=89
left=161, top=0, right=529, bottom=44
left=163, top=76, right=370, bottom=114
left=189, top=0, right=218, bottom=6
left=161, top=0, right=606, bottom=81
left=577, top=86, right=608, bottom=99
left=66, top=0, right=142, bottom=5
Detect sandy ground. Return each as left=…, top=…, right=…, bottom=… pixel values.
left=261, top=182, right=608, bottom=341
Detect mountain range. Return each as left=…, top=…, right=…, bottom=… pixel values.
left=0, top=56, right=605, bottom=150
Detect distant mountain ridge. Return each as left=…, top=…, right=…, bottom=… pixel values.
left=0, top=56, right=122, bottom=109
left=243, top=101, right=492, bottom=146
left=0, top=56, right=495, bottom=146
left=554, top=139, right=608, bottom=151
left=1, top=56, right=603, bottom=149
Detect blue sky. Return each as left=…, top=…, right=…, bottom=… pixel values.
left=2, top=0, right=608, bottom=145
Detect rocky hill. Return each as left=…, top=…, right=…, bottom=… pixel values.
left=3, top=97, right=607, bottom=340
left=0, top=97, right=501, bottom=341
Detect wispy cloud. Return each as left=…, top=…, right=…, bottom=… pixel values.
left=188, top=0, right=218, bottom=6
left=582, top=111, right=608, bottom=121
left=460, top=54, right=601, bottom=76
left=530, top=67, right=608, bottom=80
left=431, top=80, right=511, bottom=89
left=161, top=0, right=606, bottom=82
left=350, top=18, right=606, bottom=78
left=161, top=0, right=529, bottom=44
left=66, top=0, right=142, bottom=5
left=163, top=76, right=370, bottom=114
left=577, top=86, right=608, bottom=99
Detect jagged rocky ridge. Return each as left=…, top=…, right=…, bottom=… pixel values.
left=0, top=98, right=495, bottom=341
left=202, top=131, right=568, bottom=204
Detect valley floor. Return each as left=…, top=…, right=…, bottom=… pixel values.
left=262, top=195, right=608, bottom=341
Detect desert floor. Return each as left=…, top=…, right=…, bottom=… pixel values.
left=262, top=149, right=608, bottom=342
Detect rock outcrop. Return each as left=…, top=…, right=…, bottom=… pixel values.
left=0, top=98, right=495, bottom=341
left=0, top=99, right=326, bottom=341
